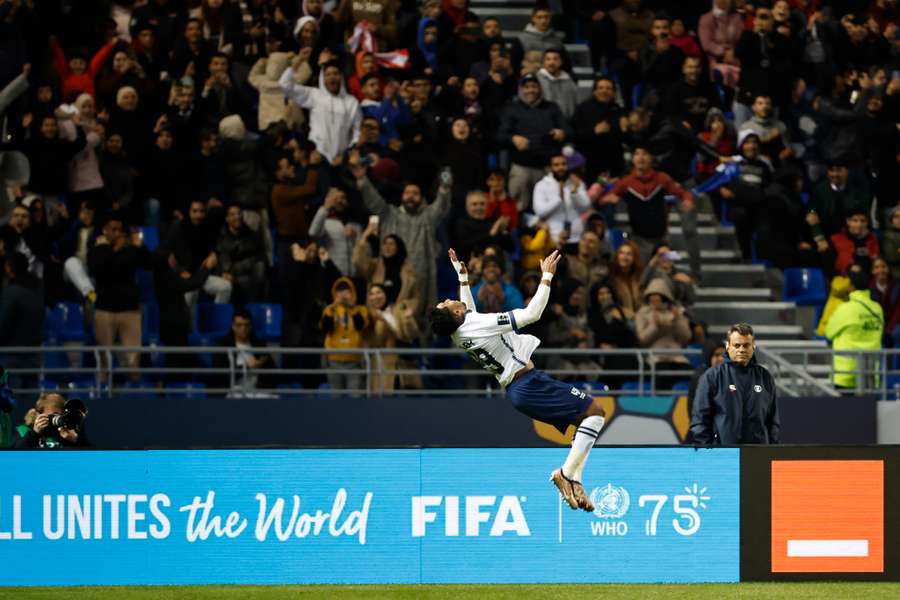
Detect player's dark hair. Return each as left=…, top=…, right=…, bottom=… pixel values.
left=429, top=306, right=461, bottom=336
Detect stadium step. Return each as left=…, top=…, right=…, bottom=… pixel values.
left=676, top=264, right=766, bottom=287
left=666, top=225, right=738, bottom=251
left=691, top=301, right=797, bottom=327
left=695, top=286, right=772, bottom=301
left=756, top=339, right=832, bottom=365
left=613, top=212, right=718, bottom=226
left=709, top=323, right=804, bottom=340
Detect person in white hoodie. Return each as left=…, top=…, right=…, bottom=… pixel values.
left=279, top=54, right=361, bottom=165
left=536, top=48, right=578, bottom=120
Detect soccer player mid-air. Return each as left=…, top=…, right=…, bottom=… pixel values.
left=429, top=248, right=606, bottom=512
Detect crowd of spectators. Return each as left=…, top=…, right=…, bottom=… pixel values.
left=0, top=0, right=898, bottom=393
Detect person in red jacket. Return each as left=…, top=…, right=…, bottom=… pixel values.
left=50, top=36, right=117, bottom=101
left=599, top=146, right=695, bottom=263
left=831, top=208, right=879, bottom=275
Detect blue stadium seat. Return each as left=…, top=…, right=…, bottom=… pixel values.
left=142, top=301, right=160, bottom=345
left=621, top=381, right=649, bottom=393
left=45, top=302, right=87, bottom=343
left=120, top=381, right=158, bottom=401
left=609, top=228, right=627, bottom=250
left=686, top=343, right=704, bottom=369
left=783, top=268, right=827, bottom=307
left=139, top=226, right=160, bottom=251
left=672, top=380, right=691, bottom=393
left=136, top=268, right=155, bottom=304
left=631, top=83, right=643, bottom=108
left=246, top=303, right=282, bottom=342
left=165, top=382, right=208, bottom=399
left=196, top=303, right=234, bottom=338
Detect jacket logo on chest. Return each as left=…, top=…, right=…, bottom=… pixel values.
left=754, top=385, right=762, bottom=392
left=728, top=384, right=737, bottom=392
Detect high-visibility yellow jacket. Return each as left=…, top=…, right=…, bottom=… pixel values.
left=825, top=289, right=884, bottom=388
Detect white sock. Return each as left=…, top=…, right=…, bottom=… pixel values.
left=561, top=416, right=605, bottom=483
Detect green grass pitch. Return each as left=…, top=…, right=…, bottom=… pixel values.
left=2, top=583, right=900, bottom=600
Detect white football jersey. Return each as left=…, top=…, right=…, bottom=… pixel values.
left=451, top=311, right=541, bottom=388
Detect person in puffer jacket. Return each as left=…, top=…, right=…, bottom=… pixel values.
left=321, top=277, right=369, bottom=393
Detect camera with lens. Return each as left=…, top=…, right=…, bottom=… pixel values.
left=46, top=399, right=88, bottom=433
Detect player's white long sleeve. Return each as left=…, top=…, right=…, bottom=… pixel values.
left=510, top=282, right=550, bottom=328
left=460, top=283, right=476, bottom=312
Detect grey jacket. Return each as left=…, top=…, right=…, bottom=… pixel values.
left=358, top=177, right=450, bottom=317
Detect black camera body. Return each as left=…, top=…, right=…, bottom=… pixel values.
left=47, top=399, right=88, bottom=432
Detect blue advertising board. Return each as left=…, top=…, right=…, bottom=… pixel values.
left=0, top=448, right=739, bottom=585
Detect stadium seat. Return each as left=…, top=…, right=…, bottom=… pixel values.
left=139, top=226, right=160, bottom=251
left=196, top=303, right=234, bottom=338
left=142, top=301, right=161, bottom=345
left=45, top=302, right=87, bottom=343
left=246, top=303, right=282, bottom=342
left=165, top=382, right=208, bottom=399
left=686, top=343, right=704, bottom=369
left=783, top=268, right=827, bottom=307
left=631, top=83, right=643, bottom=108
left=609, top=228, right=627, bottom=250
left=672, top=380, right=691, bottom=393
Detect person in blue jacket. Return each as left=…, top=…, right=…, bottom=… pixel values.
left=690, top=322, right=780, bottom=444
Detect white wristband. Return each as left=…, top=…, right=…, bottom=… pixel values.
left=459, top=275, right=468, bottom=283
left=542, top=272, right=553, bottom=282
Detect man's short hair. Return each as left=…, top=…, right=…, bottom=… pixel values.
left=429, top=306, right=460, bottom=336
left=542, top=48, right=562, bottom=59
left=846, top=207, right=868, bottom=220
left=360, top=73, right=378, bottom=87
left=727, top=323, right=754, bottom=341
left=233, top=307, right=252, bottom=322
left=100, top=211, right=124, bottom=228
left=531, top=5, right=550, bottom=15
left=594, top=76, right=615, bottom=89
left=847, top=265, right=870, bottom=291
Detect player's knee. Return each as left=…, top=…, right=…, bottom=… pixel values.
left=583, top=403, right=606, bottom=419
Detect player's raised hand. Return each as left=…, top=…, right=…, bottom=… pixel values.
left=448, top=248, right=466, bottom=274
left=540, top=250, right=562, bottom=275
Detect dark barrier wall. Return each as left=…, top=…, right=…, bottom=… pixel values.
left=778, top=395, right=877, bottom=444
left=741, top=446, right=900, bottom=581
left=6, top=394, right=878, bottom=449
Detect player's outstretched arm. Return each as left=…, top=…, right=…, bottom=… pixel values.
left=510, top=250, right=561, bottom=328
left=449, top=248, right=476, bottom=312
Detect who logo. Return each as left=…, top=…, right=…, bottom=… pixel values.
left=589, top=484, right=630, bottom=537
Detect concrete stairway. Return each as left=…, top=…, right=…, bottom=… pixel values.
left=614, top=208, right=812, bottom=342
left=469, top=0, right=596, bottom=101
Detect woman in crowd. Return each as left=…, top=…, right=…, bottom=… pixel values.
left=607, top=240, right=644, bottom=321
left=363, top=283, right=421, bottom=392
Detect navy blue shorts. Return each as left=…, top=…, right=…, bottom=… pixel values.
left=505, top=369, right=592, bottom=433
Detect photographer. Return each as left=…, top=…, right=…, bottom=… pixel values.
left=14, top=392, right=88, bottom=449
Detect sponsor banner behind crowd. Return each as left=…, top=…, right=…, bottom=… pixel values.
left=0, top=449, right=739, bottom=585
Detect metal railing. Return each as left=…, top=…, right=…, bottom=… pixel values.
left=2, top=345, right=897, bottom=400
left=1, top=345, right=701, bottom=399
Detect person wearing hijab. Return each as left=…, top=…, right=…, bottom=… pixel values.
left=57, top=94, right=106, bottom=215
left=352, top=228, right=419, bottom=311
left=301, top=0, right=340, bottom=49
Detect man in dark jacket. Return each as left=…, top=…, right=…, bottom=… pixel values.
left=497, top=73, right=570, bottom=210
left=690, top=323, right=780, bottom=445
left=573, top=77, right=625, bottom=180
left=216, top=205, right=266, bottom=304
